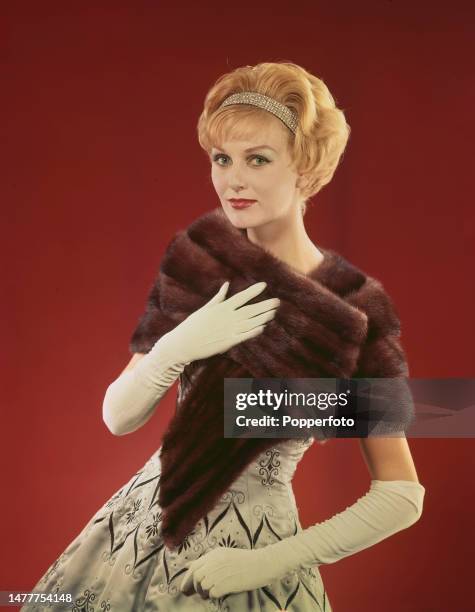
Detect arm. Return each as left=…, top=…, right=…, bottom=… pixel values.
left=180, top=476, right=425, bottom=598
left=359, top=435, right=420, bottom=482
left=103, top=281, right=279, bottom=436
left=180, top=436, right=425, bottom=598
left=180, top=283, right=425, bottom=598
left=102, top=338, right=187, bottom=436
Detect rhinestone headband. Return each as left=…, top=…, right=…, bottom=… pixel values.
left=218, top=91, right=298, bottom=134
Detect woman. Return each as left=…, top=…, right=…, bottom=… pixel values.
left=23, top=61, right=425, bottom=612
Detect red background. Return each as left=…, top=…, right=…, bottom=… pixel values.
left=3, top=2, right=474, bottom=610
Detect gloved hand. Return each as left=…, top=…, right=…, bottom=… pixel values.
left=180, top=546, right=275, bottom=600
left=158, top=280, right=280, bottom=365
left=180, top=479, right=425, bottom=599
left=103, top=281, right=279, bottom=436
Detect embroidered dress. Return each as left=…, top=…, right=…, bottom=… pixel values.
left=21, top=435, right=330, bottom=611
left=22, top=206, right=410, bottom=611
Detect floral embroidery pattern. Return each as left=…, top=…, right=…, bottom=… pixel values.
left=260, top=567, right=329, bottom=612
left=218, top=534, right=238, bottom=548
left=125, top=498, right=143, bottom=524
left=176, top=527, right=197, bottom=554
left=90, top=462, right=164, bottom=580
left=72, top=588, right=111, bottom=612
left=104, top=488, right=124, bottom=509
left=258, top=448, right=281, bottom=486
left=22, top=439, right=330, bottom=611
left=144, top=511, right=162, bottom=538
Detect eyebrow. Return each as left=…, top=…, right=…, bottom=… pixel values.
left=212, top=145, right=277, bottom=153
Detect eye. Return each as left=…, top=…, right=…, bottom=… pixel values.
left=212, top=153, right=228, bottom=166
left=211, top=154, right=270, bottom=166
left=251, top=155, right=270, bottom=166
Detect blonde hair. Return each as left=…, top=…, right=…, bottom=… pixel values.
left=197, top=61, right=351, bottom=216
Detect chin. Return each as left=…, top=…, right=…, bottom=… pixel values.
left=221, top=203, right=260, bottom=229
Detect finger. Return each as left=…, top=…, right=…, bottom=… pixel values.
left=201, top=577, right=215, bottom=592
left=180, top=556, right=208, bottom=595
left=209, top=585, right=221, bottom=599
left=204, top=281, right=230, bottom=307
left=196, top=581, right=210, bottom=600
left=180, top=568, right=195, bottom=595
left=193, top=570, right=202, bottom=597
left=197, top=576, right=214, bottom=600
left=237, top=297, right=281, bottom=318
left=237, top=325, right=265, bottom=342
left=195, top=568, right=216, bottom=600
left=191, top=563, right=208, bottom=596
left=181, top=583, right=196, bottom=597
left=225, top=282, right=267, bottom=309
left=236, top=309, right=276, bottom=333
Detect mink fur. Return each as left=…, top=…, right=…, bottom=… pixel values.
left=129, top=206, right=410, bottom=549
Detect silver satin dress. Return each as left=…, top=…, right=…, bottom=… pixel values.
left=21, top=380, right=331, bottom=612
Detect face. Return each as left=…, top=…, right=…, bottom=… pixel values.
left=210, top=118, right=304, bottom=229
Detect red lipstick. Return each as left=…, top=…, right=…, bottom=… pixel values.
left=229, top=199, right=257, bottom=210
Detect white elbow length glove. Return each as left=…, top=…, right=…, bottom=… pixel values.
left=103, top=281, right=279, bottom=434
left=102, top=338, right=188, bottom=435
left=180, top=479, right=425, bottom=599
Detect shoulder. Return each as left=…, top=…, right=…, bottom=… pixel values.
left=325, top=249, right=403, bottom=339
left=351, top=275, right=402, bottom=338
left=328, top=253, right=411, bottom=377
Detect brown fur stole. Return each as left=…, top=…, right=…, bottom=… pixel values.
left=129, top=206, right=410, bottom=550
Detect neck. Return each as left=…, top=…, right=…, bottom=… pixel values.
left=246, top=207, right=324, bottom=275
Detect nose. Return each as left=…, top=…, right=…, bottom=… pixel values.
left=227, top=163, right=247, bottom=192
